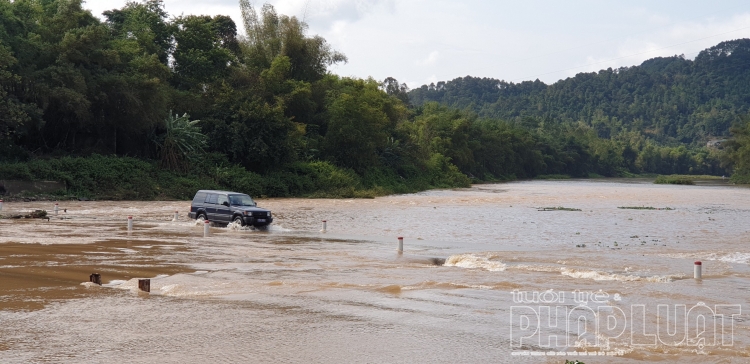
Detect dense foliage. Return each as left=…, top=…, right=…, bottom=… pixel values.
left=722, top=116, right=750, bottom=183
left=0, top=0, right=746, bottom=199
left=407, top=40, right=750, bottom=181
left=409, top=39, right=750, bottom=146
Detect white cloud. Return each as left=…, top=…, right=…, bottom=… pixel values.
left=81, top=1, right=750, bottom=87
left=569, top=13, right=750, bottom=79
left=416, top=51, right=439, bottom=66
left=270, top=0, right=395, bottom=27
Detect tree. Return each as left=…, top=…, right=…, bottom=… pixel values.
left=381, top=77, right=411, bottom=106
left=199, top=56, right=300, bottom=172
left=410, top=103, right=474, bottom=173
left=172, top=14, right=237, bottom=89
left=723, top=115, right=750, bottom=182
left=240, top=2, right=346, bottom=82
left=103, top=0, right=173, bottom=64
left=322, top=78, right=402, bottom=173
left=154, top=112, right=206, bottom=172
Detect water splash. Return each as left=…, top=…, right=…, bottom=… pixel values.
left=226, top=221, right=250, bottom=231
left=561, top=267, right=683, bottom=282
left=444, top=253, right=506, bottom=271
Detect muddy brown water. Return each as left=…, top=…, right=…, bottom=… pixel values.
left=1, top=179, right=749, bottom=363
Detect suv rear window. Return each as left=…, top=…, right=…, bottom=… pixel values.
left=193, top=192, right=206, bottom=204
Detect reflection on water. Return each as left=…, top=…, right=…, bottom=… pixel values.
left=1, top=180, right=749, bottom=363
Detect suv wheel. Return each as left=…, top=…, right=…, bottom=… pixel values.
left=233, top=215, right=245, bottom=226
left=197, top=213, right=206, bottom=222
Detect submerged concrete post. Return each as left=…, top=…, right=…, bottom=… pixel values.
left=321, top=220, right=327, bottom=232
left=0, top=199, right=3, bottom=211
left=173, top=211, right=179, bottom=221
left=127, top=216, right=133, bottom=231
left=138, top=279, right=150, bottom=292
left=694, top=261, right=702, bottom=279
left=89, top=273, right=102, bottom=285
left=398, top=237, right=404, bottom=254
left=54, top=203, right=59, bottom=215
left=204, top=220, right=210, bottom=237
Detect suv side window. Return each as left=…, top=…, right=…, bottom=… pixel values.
left=205, top=194, right=218, bottom=204
left=217, top=195, right=229, bottom=206
left=193, top=192, right=206, bottom=204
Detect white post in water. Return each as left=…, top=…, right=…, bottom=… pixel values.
left=54, top=203, right=59, bottom=215
left=694, top=261, right=702, bottom=279
left=204, top=220, right=210, bottom=237
left=127, top=216, right=133, bottom=231
left=0, top=199, right=3, bottom=211
left=321, top=220, right=327, bottom=232
left=173, top=210, right=179, bottom=221
left=397, top=236, right=404, bottom=254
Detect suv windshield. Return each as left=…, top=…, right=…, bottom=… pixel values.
left=228, top=194, right=256, bottom=206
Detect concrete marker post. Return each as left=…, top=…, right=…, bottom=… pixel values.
left=321, top=220, right=327, bottom=232
left=138, top=279, right=151, bottom=292
left=127, top=216, right=133, bottom=231
left=54, top=203, right=59, bottom=215
left=0, top=199, right=3, bottom=211
left=173, top=210, right=179, bottom=222
left=89, top=273, right=102, bottom=285
left=397, top=237, right=404, bottom=254
left=694, top=261, right=702, bottom=279
left=204, top=220, right=210, bottom=237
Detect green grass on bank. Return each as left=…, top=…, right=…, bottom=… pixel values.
left=653, top=174, right=726, bottom=185
left=0, top=155, right=470, bottom=200
left=1, top=155, right=740, bottom=201
left=654, top=175, right=694, bottom=185
left=536, top=174, right=571, bottom=180
left=618, top=206, right=674, bottom=210
left=538, top=206, right=582, bottom=211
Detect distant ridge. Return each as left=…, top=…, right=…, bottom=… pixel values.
left=408, top=39, right=750, bottom=145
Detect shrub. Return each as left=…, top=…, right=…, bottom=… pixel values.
left=654, top=175, right=695, bottom=185
left=426, top=153, right=471, bottom=188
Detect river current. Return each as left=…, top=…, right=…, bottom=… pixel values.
left=0, top=180, right=749, bottom=363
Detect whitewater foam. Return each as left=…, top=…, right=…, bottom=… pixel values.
left=444, top=253, right=506, bottom=271
left=226, top=221, right=250, bottom=231
left=508, top=264, right=560, bottom=273
left=662, top=252, right=750, bottom=265
left=104, top=279, right=128, bottom=287
left=561, top=268, right=683, bottom=282
left=707, top=252, right=750, bottom=264
left=267, top=224, right=292, bottom=232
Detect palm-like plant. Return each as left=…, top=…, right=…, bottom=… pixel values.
left=154, top=112, right=207, bottom=172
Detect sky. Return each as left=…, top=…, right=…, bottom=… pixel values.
left=84, top=0, right=750, bottom=88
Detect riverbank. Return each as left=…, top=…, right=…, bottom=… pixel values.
left=3, top=155, right=742, bottom=203
left=0, top=155, right=473, bottom=201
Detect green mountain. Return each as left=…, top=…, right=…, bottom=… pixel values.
left=409, top=39, right=750, bottom=145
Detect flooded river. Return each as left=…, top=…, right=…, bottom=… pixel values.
left=1, top=180, right=749, bottom=363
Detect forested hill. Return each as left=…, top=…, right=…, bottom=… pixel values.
left=409, top=39, right=750, bottom=145
left=2, top=1, right=749, bottom=200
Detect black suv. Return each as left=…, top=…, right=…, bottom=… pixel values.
left=188, top=190, right=273, bottom=228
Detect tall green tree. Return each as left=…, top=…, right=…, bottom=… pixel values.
left=240, top=3, right=346, bottom=82
left=322, top=78, right=405, bottom=173
left=172, top=14, right=237, bottom=89
left=723, top=116, right=750, bottom=182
